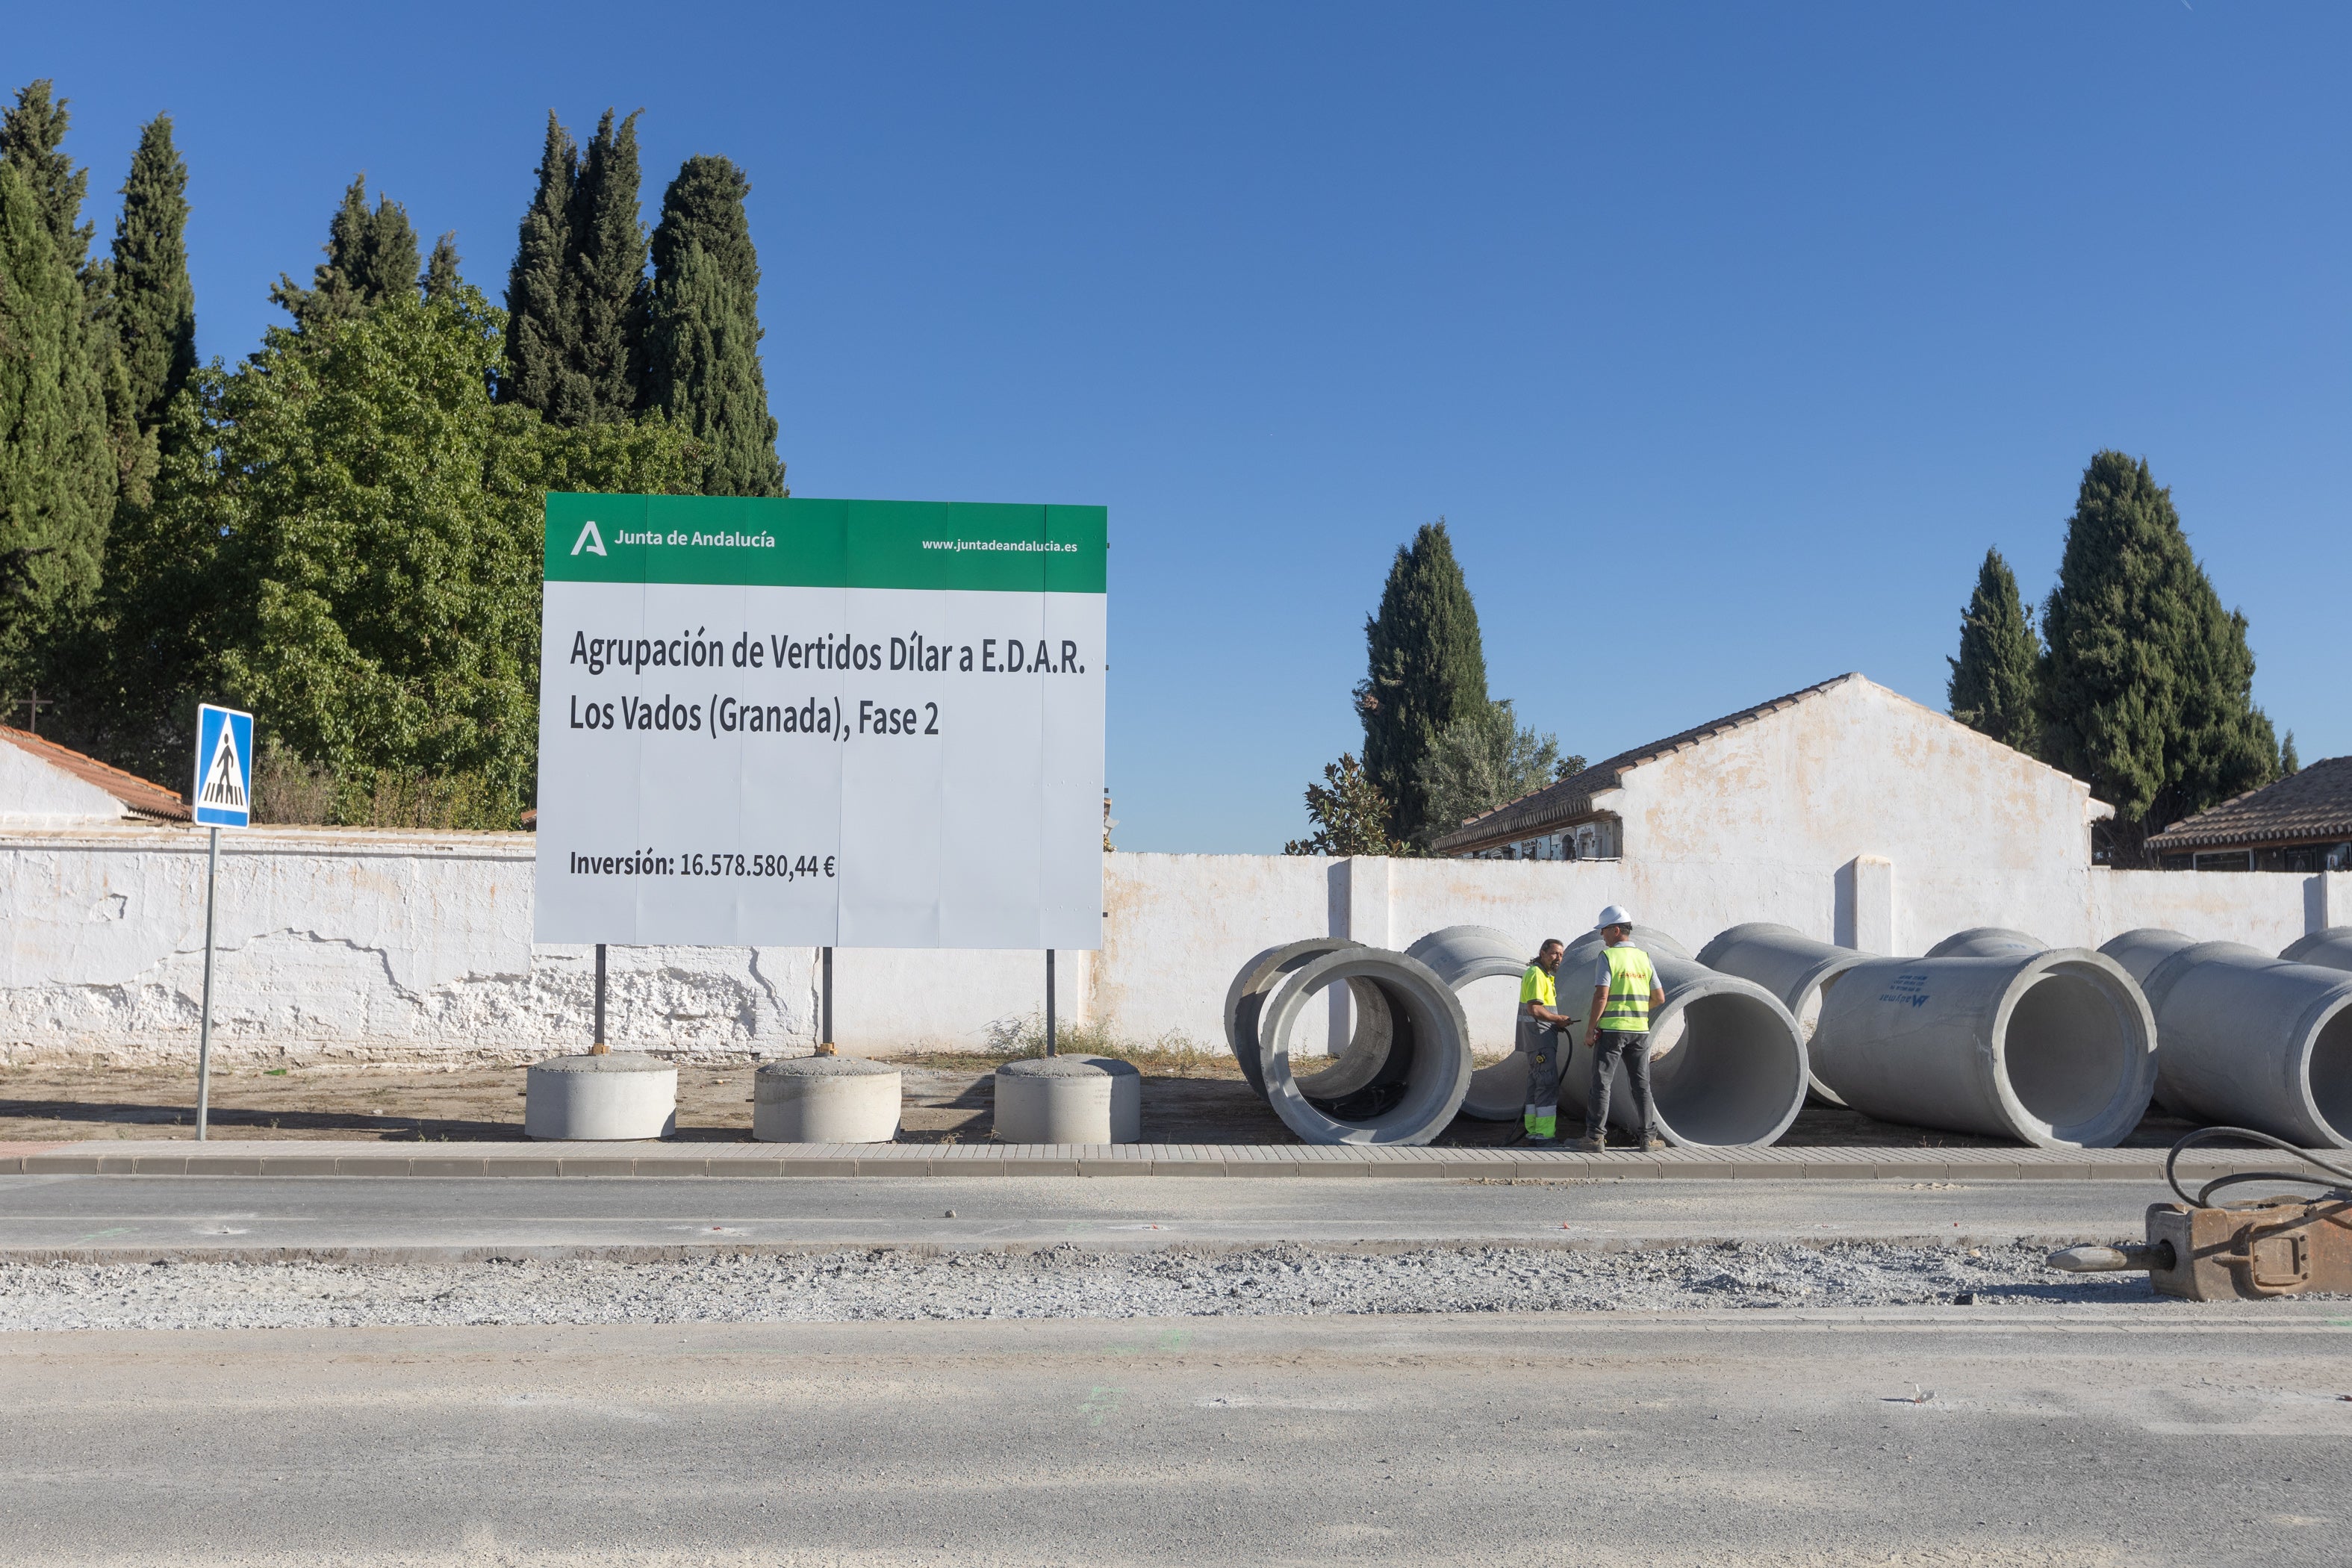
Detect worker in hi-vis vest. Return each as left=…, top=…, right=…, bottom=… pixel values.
left=1516, top=939, right=1573, bottom=1142
left=1573, top=905, right=1670, bottom=1153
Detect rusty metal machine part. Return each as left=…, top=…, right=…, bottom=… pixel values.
left=2045, top=1127, right=2352, bottom=1300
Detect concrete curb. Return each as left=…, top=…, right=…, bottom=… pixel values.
left=0, top=1139, right=2321, bottom=1182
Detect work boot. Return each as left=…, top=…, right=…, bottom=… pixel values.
left=1568, top=1133, right=1607, bottom=1154
left=1640, top=1132, right=1667, bottom=1152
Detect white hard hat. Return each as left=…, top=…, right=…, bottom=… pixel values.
left=1596, top=904, right=1634, bottom=930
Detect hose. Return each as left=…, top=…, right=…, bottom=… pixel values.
left=2164, top=1126, right=2352, bottom=1210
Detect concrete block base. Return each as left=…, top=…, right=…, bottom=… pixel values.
left=524, top=1053, right=677, bottom=1140
left=994, top=1055, right=1142, bottom=1143
left=753, top=1057, right=902, bottom=1143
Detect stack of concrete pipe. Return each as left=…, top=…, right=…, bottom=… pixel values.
left=1222, top=940, right=1472, bottom=1145
left=1401, top=924, right=1811, bottom=1147
left=2100, top=928, right=2352, bottom=1149
left=1802, top=929, right=2156, bottom=1148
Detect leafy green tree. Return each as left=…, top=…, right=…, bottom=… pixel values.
left=1413, top=700, right=1564, bottom=850
left=2039, top=451, right=2277, bottom=865
left=1356, top=519, right=1489, bottom=847
left=1284, top=754, right=1403, bottom=856
left=565, top=109, right=648, bottom=424
left=1946, top=546, right=2041, bottom=752
left=2280, top=731, right=2300, bottom=776
left=105, top=114, right=195, bottom=435
left=644, top=155, right=784, bottom=496
left=501, top=112, right=577, bottom=415
left=202, top=281, right=696, bottom=816
left=270, top=175, right=420, bottom=329
left=0, top=120, right=114, bottom=689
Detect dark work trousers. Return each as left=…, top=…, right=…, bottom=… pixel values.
left=1585, top=1030, right=1656, bottom=1142
left=1519, top=1018, right=1561, bottom=1140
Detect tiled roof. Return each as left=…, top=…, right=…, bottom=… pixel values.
left=2146, top=756, right=2352, bottom=852
left=1431, top=673, right=1860, bottom=854
left=0, top=727, right=190, bottom=822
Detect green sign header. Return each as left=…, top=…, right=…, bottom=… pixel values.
left=544, top=494, right=1108, bottom=593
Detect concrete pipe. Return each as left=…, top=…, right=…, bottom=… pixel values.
left=2100, top=927, right=2204, bottom=986
left=1222, top=938, right=1364, bottom=1097
left=523, top=1053, right=678, bottom=1140
left=1405, top=924, right=1543, bottom=1121
left=2102, top=936, right=2352, bottom=1150
left=1695, top=922, right=1875, bottom=1107
left=993, top=1055, right=1143, bottom=1143
left=752, top=1056, right=902, bottom=1142
left=1811, top=951, right=2156, bottom=1148
left=1552, top=929, right=1809, bottom=1147
left=1257, top=948, right=1472, bottom=1145
left=1926, top=928, right=2049, bottom=959
left=2282, top=928, right=2352, bottom=974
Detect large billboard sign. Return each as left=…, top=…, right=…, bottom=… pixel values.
left=534, top=494, right=1107, bottom=950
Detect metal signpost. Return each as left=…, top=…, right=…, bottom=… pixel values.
left=532, top=496, right=1107, bottom=1052
left=190, top=703, right=254, bottom=1140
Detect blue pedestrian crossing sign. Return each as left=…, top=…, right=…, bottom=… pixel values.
left=192, top=704, right=254, bottom=828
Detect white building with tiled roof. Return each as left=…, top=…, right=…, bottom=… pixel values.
left=0, top=727, right=189, bottom=828
left=1431, top=672, right=2112, bottom=874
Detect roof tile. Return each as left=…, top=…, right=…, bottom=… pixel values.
left=2147, top=756, right=2352, bottom=851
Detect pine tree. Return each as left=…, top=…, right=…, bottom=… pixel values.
left=0, top=103, right=115, bottom=690
left=2039, top=451, right=2277, bottom=865
left=1946, top=547, right=2041, bottom=752
left=501, top=112, right=576, bottom=414
left=106, top=113, right=196, bottom=435
left=1356, top=519, right=1489, bottom=847
left=0, top=81, right=92, bottom=275
left=564, top=109, right=648, bottom=424
left=644, top=155, right=783, bottom=496
left=271, top=175, right=420, bottom=329
left=422, top=233, right=462, bottom=303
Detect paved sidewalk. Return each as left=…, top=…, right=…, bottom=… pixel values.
left=0, top=1137, right=2320, bottom=1181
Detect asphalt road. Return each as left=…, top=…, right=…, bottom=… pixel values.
left=0, top=1174, right=2186, bottom=1259
left=1, top=1308, right=2347, bottom=1565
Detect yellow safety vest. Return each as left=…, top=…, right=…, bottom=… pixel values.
left=1518, top=963, right=1557, bottom=1012
left=1599, top=945, right=1655, bottom=1032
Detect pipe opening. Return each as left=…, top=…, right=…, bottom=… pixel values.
left=2004, top=968, right=2133, bottom=1135
left=1646, top=992, right=1808, bottom=1145
left=1264, top=961, right=1465, bottom=1142
left=2308, top=1005, right=2352, bottom=1141
left=1297, top=977, right=1408, bottom=1107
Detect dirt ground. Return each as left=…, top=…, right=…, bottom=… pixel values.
left=0, top=1054, right=2206, bottom=1148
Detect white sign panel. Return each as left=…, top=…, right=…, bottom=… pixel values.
left=533, top=496, right=1106, bottom=950
left=192, top=703, right=253, bottom=829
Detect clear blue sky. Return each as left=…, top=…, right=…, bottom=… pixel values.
left=16, top=3, right=2348, bottom=851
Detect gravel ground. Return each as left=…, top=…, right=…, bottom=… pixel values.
left=0, top=1239, right=2185, bottom=1330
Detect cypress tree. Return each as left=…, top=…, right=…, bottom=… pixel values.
left=0, top=152, right=115, bottom=682
left=1946, top=547, right=2041, bottom=752
left=644, top=155, right=783, bottom=496
left=564, top=109, right=648, bottom=424
left=2280, top=732, right=2300, bottom=776
left=2039, top=451, right=2277, bottom=865
left=500, top=112, right=576, bottom=414
left=272, top=175, right=420, bottom=329
left=106, top=113, right=196, bottom=435
left=1356, top=519, right=1489, bottom=847
left=0, top=81, right=92, bottom=276
left=422, top=233, right=462, bottom=303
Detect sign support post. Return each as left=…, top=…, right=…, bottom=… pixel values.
left=592, top=943, right=609, bottom=1054
left=821, top=948, right=834, bottom=1049
left=1045, top=950, right=1057, bottom=1057
left=188, top=703, right=254, bottom=1142
left=195, top=826, right=220, bottom=1139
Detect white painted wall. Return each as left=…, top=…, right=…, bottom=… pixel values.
left=1, top=825, right=2339, bottom=1067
